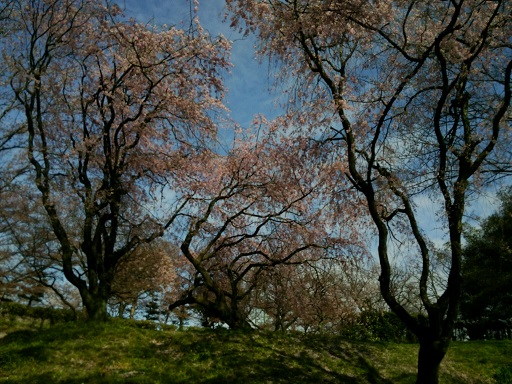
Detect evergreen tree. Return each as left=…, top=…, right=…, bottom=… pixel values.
left=461, top=189, right=512, bottom=340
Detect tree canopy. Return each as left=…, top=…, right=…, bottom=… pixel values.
left=0, top=0, right=231, bottom=320
left=461, top=188, right=512, bottom=340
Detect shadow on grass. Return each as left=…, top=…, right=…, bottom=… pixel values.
left=298, top=334, right=396, bottom=384
left=151, top=330, right=392, bottom=383
left=0, top=330, right=51, bottom=370
left=164, top=332, right=308, bottom=383
left=0, top=329, right=400, bottom=383
left=0, top=326, right=420, bottom=383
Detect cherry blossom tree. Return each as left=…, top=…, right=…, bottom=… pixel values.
left=0, top=0, right=230, bottom=320
left=226, top=0, right=511, bottom=382
left=0, top=185, right=55, bottom=303
left=250, top=263, right=305, bottom=331
left=167, top=124, right=364, bottom=329
left=250, top=257, right=391, bottom=334
left=251, top=259, right=352, bottom=332
left=110, top=239, right=179, bottom=319
left=0, top=182, right=87, bottom=316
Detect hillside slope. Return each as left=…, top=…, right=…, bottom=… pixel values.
left=0, top=320, right=510, bottom=383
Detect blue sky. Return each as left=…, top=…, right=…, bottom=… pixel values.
left=122, top=0, right=279, bottom=129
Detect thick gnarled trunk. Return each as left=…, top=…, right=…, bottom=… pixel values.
left=416, top=334, right=449, bottom=384
left=84, top=296, right=109, bottom=322
left=79, top=287, right=110, bottom=322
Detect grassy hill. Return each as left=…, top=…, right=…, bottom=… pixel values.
left=0, top=319, right=510, bottom=383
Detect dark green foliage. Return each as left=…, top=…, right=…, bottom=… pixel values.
left=0, top=301, right=77, bottom=327
left=144, top=296, right=162, bottom=321
left=494, top=365, right=512, bottom=384
left=461, top=188, right=512, bottom=340
left=340, top=311, right=417, bottom=343
left=131, top=319, right=160, bottom=330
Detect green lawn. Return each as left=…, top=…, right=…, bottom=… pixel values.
left=0, top=319, right=510, bottom=383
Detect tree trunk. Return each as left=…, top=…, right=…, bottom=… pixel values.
left=84, top=294, right=109, bottom=322
left=118, top=302, right=127, bottom=318
left=130, top=297, right=138, bottom=319
left=206, top=297, right=252, bottom=330
left=222, top=298, right=252, bottom=330
left=416, top=338, right=449, bottom=384
left=228, top=314, right=252, bottom=330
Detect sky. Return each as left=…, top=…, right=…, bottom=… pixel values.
left=122, top=0, right=280, bottom=130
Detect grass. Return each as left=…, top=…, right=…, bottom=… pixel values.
left=0, top=319, right=510, bottom=383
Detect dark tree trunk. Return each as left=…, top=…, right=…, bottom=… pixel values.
left=215, top=296, right=252, bottom=330
left=83, top=293, right=109, bottom=322
left=227, top=313, right=252, bottom=330
left=118, top=302, right=127, bottom=318
left=416, top=337, right=449, bottom=384
left=130, top=298, right=138, bottom=319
